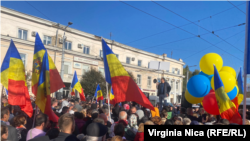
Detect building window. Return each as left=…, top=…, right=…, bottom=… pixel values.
left=43, top=35, right=52, bottom=45
left=171, top=81, right=174, bottom=88
left=115, top=54, right=119, bottom=59
left=177, top=69, right=180, bottom=74
left=99, top=67, right=105, bottom=77
left=20, top=53, right=26, bottom=67
left=82, top=65, right=89, bottom=75
left=18, top=29, right=28, bottom=40
left=64, top=41, right=72, bottom=50
left=147, top=76, right=151, bottom=87
left=64, top=64, right=69, bottom=74
left=172, top=68, right=175, bottom=73
left=138, top=60, right=142, bottom=67
left=100, top=50, right=103, bottom=58
left=137, top=74, right=141, bottom=85
left=126, top=57, right=131, bottom=64
left=176, top=82, right=178, bottom=89
left=83, top=46, right=90, bottom=54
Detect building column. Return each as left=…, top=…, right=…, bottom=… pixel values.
left=173, top=79, right=176, bottom=104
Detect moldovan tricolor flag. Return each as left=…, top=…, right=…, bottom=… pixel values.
left=232, top=67, right=244, bottom=110
left=32, top=33, right=64, bottom=95
left=71, top=71, right=86, bottom=101
left=214, top=65, right=242, bottom=124
left=102, top=39, right=154, bottom=111
left=35, top=50, right=59, bottom=122
left=1, top=40, right=33, bottom=117
left=95, top=84, right=103, bottom=101
left=109, top=87, right=115, bottom=105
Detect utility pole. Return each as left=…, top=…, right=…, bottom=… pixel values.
left=59, top=22, right=73, bottom=94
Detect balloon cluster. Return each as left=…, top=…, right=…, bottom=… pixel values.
left=185, top=53, right=239, bottom=115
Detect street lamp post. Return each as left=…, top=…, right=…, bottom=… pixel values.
left=59, top=22, right=73, bottom=93
left=186, top=65, right=197, bottom=84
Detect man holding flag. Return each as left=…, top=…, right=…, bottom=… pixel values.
left=70, top=71, right=86, bottom=101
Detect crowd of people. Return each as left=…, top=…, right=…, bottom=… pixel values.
left=1, top=95, right=250, bottom=141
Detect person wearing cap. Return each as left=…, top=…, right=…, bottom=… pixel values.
left=83, top=122, right=108, bottom=141
left=53, top=113, right=80, bottom=141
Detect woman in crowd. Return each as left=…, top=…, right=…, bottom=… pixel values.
left=1, top=125, right=8, bottom=141
left=134, top=123, right=144, bottom=141
left=13, top=115, right=28, bottom=141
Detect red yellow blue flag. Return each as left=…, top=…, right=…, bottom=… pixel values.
left=214, top=65, right=242, bottom=124
left=102, top=39, right=154, bottom=110
left=95, top=84, right=103, bottom=101
left=1, top=40, right=33, bottom=117
left=70, top=71, right=86, bottom=101
left=32, top=33, right=64, bottom=95
left=36, top=50, right=59, bottom=122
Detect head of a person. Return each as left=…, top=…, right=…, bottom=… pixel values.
left=165, top=120, right=173, bottom=125
left=114, top=123, right=125, bottom=137
left=93, top=118, right=105, bottom=125
left=219, top=119, right=230, bottom=125
left=161, top=110, right=168, bottom=118
left=186, top=108, right=193, bottom=116
left=174, top=120, right=183, bottom=125
left=195, top=108, right=199, bottom=112
left=111, top=136, right=123, bottom=141
left=91, top=110, right=99, bottom=120
left=199, top=108, right=205, bottom=115
left=119, top=111, right=127, bottom=121
left=99, top=113, right=108, bottom=125
left=183, top=118, right=191, bottom=125
left=161, top=77, right=165, bottom=83
left=136, top=110, right=144, bottom=121
left=62, top=106, right=69, bottom=114
left=46, top=128, right=60, bottom=140
left=86, top=108, right=92, bottom=118
left=52, top=101, right=58, bottom=107
left=1, top=107, right=10, bottom=122
left=193, top=113, right=198, bottom=118
left=58, top=113, right=75, bottom=134
left=86, top=122, right=108, bottom=141
left=144, top=120, right=154, bottom=125
left=14, top=115, right=27, bottom=127
left=131, top=106, right=137, bottom=114
left=170, top=106, right=173, bottom=111
left=1, top=125, right=8, bottom=140
left=151, top=116, right=162, bottom=125
left=35, top=113, right=49, bottom=129
left=91, top=104, right=97, bottom=110
left=74, top=112, right=84, bottom=120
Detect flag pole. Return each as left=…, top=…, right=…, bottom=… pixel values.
left=106, top=82, right=111, bottom=122
left=243, top=1, right=249, bottom=125
left=32, top=105, right=37, bottom=128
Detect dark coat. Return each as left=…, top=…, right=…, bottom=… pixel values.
left=1, top=122, right=18, bottom=141
left=53, top=132, right=80, bottom=141
left=157, top=82, right=171, bottom=96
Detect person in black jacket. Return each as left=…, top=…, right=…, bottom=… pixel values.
left=53, top=113, right=80, bottom=141
left=156, top=77, right=171, bottom=111
left=1, top=107, right=18, bottom=141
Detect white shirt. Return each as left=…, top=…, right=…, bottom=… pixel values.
left=57, top=100, right=69, bottom=113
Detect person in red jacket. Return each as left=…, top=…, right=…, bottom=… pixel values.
left=134, top=123, right=144, bottom=141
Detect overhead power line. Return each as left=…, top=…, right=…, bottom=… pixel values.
left=184, top=30, right=245, bottom=60
left=120, top=0, right=243, bottom=61
left=142, top=23, right=244, bottom=50
left=151, top=0, right=244, bottom=53
left=124, top=1, right=245, bottom=44
left=227, top=0, right=246, bottom=14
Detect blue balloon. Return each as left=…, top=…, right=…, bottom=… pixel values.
left=187, top=75, right=211, bottom=98
left=227, top=86, right=237, bottom=100
left=199, top=71, right=213, bottom=81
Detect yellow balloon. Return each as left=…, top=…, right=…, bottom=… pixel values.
left=211, top=71, right=236, bottom=92
left=220, top=66, right=236, bottom=78
left=236, top=85, right=239, bottom=94
left=200, top=53, right=223, bottom=75
left=201, top=102, right=203, bottom=106
left=185, top=90, right=204, bottom=104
